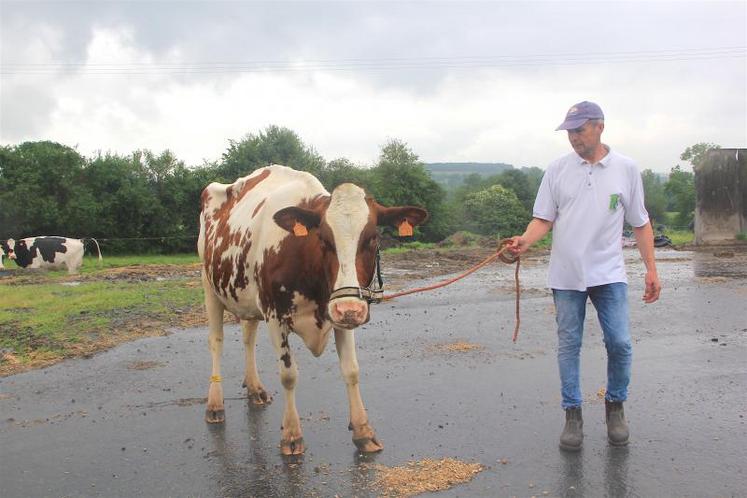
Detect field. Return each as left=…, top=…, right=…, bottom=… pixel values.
left=0, top=255, right=204, bottom=375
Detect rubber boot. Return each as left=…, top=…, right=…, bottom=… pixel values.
left=559, top=407, right=583, bottom=451
left=606, top=400, right=630, bottom=446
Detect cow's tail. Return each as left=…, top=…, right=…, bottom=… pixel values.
left=86, top=238, right=103, bottom=264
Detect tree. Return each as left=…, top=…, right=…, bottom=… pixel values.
left=665, top=165, right=695, bottom=227
left=640, top=169, right=667, bottom=225
left=368, top=140, right=449, bottom=241
left=520, top=166, right=544, bottom=201
left=462, top=185, right=530, bottom=238
left=318, top=158, right=372, bottom=191
left=680, top=142, right=720, bottom=167
left=140, top=150, right=204, bottom=252
left=217, top=125, right=325, bottom=181
left=83, top=152, right=161, bottom=251
left=495, top=169, right=533, bottom=211
left=0, top=141, right=93, bottom=238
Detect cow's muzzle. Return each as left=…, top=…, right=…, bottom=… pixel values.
left=328, top=295, right=370, bottom=329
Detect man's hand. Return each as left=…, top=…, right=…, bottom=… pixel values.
left=642, top=270, right=661, bottom=303
left=508, top=218, right=552, bottom=256
left=508, top=236, right=531, bottom=255
left=633, top=222, right=660, bottom=304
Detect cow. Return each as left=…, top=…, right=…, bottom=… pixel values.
left=3, top=237, right=102, bottom=275
left=198, top=164, right=428, bottom=455
left=0, top=241, right=5, bottom=269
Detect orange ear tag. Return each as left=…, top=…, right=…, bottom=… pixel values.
left=398, top=220, right=413, bottom=237
left=293, top=221, right=308, bottom=237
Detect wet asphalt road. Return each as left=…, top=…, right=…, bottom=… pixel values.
left=1, top=248, right=746, bottom=498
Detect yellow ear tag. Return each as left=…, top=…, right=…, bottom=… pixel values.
left=398, top=220, right=413, bottom=236
left=293, top=221, right=308, bottom=237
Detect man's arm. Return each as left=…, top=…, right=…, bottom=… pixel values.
left=632, top=221, right=661, bottom=303
left=508, top=217, right=553, bottom=255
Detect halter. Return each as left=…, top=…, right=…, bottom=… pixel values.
left=328, top=245, right=384, bottom=304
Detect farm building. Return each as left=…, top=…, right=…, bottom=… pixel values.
left=694, top=148, right=747, bottom=244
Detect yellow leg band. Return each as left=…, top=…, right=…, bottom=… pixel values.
left=210, top=375, right=222, bottom=383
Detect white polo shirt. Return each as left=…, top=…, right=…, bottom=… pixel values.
left=533, top=147, right=649, bottom=291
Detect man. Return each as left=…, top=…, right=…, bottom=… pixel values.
left=509, top=101, right=661, bottom=451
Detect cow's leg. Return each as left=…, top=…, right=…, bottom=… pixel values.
left=69, top=258, right=83, bottom=275
left=203, top=273, right=226, bottom=423
left=268, top=320, right=304, bottom=455
left=335, top=328, right=383, bottom=452
left=241, top=319, right=271, bottom=405
left=67, top=260, right=82, bottom=275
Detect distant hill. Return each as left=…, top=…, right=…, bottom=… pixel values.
left=424, top=162, right=514, bottom=189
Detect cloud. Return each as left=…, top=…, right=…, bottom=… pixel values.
left=1, top=1, right=745, bottom=172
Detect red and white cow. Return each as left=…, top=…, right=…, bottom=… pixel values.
left=198, top=165, right=428, bottom=455
left=2, top=237, right=102, bottom=275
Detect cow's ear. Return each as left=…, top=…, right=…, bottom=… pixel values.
left=273, top=206, right=322, bottom=236
left=375, top=205, right=429, bottom=235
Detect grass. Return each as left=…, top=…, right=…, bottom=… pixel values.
left=0, top=254, right=204, bottom=374
left=663, top=229, right=694, bottom=245
left=533, top=234, right=552, bottom=250
left=382, top=241, right=437, bottom=254
left=76, top=253, right=200, bottom=273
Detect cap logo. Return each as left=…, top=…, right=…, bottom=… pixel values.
left=568, top=106, right=579, bottom=115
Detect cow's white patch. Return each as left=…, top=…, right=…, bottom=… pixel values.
left=291, top=291, right=333, bottom=356
left=198, top=165, right=330, bottom=320
left=325, top=184, right=369, bottom=291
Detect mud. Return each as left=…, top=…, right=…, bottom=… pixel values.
left=1, top=247, right=746, bottom=497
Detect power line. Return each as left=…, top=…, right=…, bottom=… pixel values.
left=1, top=47, right=744, bottom=76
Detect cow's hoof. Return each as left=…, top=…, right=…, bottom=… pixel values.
left=280, top=437, right=305, bottom=455
left=353, top=435, right=384, bottom=453
left=248, top=388, right=272, bottom=406
left=205, top=408, right=225, bottom=424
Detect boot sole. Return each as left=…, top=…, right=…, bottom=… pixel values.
left=559, top=442, right=582, bottom=452
left=608, top=438, right=629, bottom=446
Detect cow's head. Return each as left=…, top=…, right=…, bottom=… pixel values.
left=3, top=239, right=16, bottom=260
left=274, top=184, right=428, bottom=330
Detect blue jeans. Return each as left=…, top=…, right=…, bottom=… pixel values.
left=553, top=283, right=632, bottom=410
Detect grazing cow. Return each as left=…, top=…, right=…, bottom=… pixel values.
left=198, top=164, right=428, bottom=455
left=3, top=237, right=102, bottom=275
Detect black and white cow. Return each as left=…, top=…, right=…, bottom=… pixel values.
left=3, top=237, right=102, bottom=275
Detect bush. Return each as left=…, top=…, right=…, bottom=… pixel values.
left=463, top=185, right=530, bottom=239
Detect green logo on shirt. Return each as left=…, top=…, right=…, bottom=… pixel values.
left=609, top=193, right=620, bottom=210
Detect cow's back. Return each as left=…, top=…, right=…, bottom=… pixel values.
left=198, top=165, right=328, bottom=316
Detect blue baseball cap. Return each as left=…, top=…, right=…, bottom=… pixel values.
left=556, top=101, right=604, bottom=131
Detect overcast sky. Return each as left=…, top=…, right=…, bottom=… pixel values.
left=1, top=1, right=745, bottom=173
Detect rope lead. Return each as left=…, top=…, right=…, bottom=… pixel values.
left=381, top=239, right=522, bottom=342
